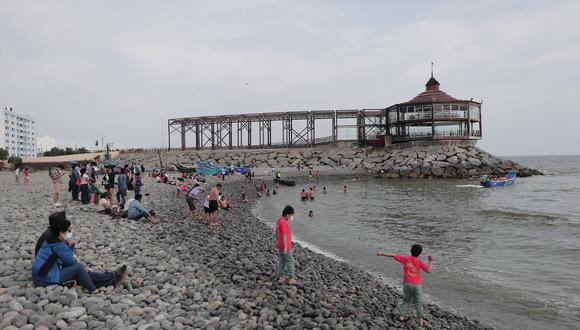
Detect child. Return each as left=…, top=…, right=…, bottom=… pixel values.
left=300, top=189, right=308, bottom=201
left=134, top=172, right=143, bottom=196
left=377, top=244, right=433, bottom=327
left=276, top=205, right=296, bottom=285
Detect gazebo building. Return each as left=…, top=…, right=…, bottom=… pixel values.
left=387, top=75, right=482, bottom=143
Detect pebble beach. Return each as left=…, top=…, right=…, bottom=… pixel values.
left=0, top=171, right=493, bottom=330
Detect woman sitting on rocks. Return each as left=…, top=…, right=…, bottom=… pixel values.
left=32, top=212, right=127, bottom=293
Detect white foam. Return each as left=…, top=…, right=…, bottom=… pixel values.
left=293, top=238, right=347, bottom=262
left=455, top=184, right=483, bottom=188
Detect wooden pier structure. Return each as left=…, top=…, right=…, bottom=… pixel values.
left=168, top=109, right=387, bottom=150
left=167, top=75, right=482, bottom=150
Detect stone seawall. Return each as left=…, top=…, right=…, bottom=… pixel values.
left=120, top=142, right=541, bottom=178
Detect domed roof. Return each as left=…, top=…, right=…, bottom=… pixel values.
left=400, top=76, right=464, bottom=105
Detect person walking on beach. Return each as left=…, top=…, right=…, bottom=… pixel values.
left=14, top=167, right=20, bottom=184
left=208, top=183, right=221, bottom=226
left=185, top=184, right=203, bottom=220
left=276, top=205, right=296, bottom=285
left=377, top=244, right=433, bottom=327
left=23, top=167, right=30, bottom=185
left=49, top=165, right=65, bottom=206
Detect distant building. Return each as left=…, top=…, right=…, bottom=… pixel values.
left=387, top=75, right=482, bottom=143
left=0, top=107, right=37, bottom=159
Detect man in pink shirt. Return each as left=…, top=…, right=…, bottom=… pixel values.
left=377, top=244, right=434, bottom=327
left=276, top=205, right=296, bottom=285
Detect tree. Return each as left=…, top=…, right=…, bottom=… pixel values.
left=0, top=148, right=8, bottom=160
left=77, top=147, right=89, bottom=154
left=8, top=155, right=22, bottom=169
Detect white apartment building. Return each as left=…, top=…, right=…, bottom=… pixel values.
left=0, top=107, right=37, bottom=159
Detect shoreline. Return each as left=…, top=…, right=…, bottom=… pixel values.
left=0, top=172, right=492, bottom=329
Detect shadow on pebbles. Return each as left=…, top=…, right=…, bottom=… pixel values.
left=0, top=172, right=492, bottom=330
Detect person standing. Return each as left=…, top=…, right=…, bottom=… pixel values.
left=376, top=244, right=433, bottom=327
left=134, top=172, right=143, bottom=197
left=107, top=168, right=116, bottom=203
left=116, top=169, right=128, bottom=205
left=50, top=165, right=65, bottom=206
left=276, top=205, right=296, bottom=285
left=80, top=168, right=91, bottom=204
left=14, top=167, right=20, bottom=184
left=70, top=164, right=81, bottom=201
left=23, top=167, right=30, bottom=185
left=208, top=183, right=221, bottom=226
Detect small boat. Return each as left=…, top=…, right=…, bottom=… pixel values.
left=174, top=164, right=197, bottom=174
left=480, top=170, right=517, bottom=188
left=274, top=178, right=296, bottom=186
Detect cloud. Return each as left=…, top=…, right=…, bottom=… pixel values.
left=1, top=1, right=579, bottom=155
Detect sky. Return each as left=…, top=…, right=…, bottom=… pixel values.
left=1, top=1, right=579, bottom=156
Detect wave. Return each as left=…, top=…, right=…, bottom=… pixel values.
left=455, top=184, right=483, bottom=188
left=478, top=209, right=561, bottom=221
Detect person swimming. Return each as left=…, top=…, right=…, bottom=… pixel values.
left=308, top=210, right=314, bottom=218
left=300, top=189, right=308, bottom=201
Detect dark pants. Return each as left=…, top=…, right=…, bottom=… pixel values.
left=80, top=184, right=90, bottom=204
left=72, top=185, right=80, bottom=201
left=60, top=263, right=115, bottom=293
left=134, top=188, right=140, bottom=197
left=116, top=187, right=127, bottom=204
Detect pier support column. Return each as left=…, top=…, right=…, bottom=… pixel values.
left=180, top=122, right=186, bottom=150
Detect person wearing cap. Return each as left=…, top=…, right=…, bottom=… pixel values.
left=32, top=211, right=126, bottom=293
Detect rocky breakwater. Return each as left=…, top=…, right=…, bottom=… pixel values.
left=0, top=172, right=493, bottom=329
left=121, top=142, right=541, bottom=179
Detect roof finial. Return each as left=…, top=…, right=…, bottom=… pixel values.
left=431, top=62, right=434, bottom=78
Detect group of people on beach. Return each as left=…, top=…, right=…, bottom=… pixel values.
left=36, top=160, right=434, bottom=326
left=13, top=166, right=31, bottom=185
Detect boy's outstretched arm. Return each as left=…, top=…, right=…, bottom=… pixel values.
left=426, top=255, right=434, bottom=273
left=376, top=252, right=395, bottom=258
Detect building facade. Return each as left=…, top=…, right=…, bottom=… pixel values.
left=387, top=75, right=482, bottom=143
left=1, top=107, right=37, bottom=159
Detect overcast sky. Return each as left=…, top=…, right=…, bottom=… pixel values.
left=1, top=1, right=579, bottom=156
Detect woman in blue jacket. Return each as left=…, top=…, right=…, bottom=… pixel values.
left=32, top=214, right=126, bottom=293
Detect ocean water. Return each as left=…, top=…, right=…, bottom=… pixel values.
left=254, top=155, right=580, bottom=330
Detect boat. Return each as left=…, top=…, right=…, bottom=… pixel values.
left=274, top=178, right=296, bottom=186
left=480, top=170, right=517, bottom=188
left=174, top=164, right=197, bottom=174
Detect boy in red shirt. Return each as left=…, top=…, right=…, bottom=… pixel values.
left=377, top=244, right=433, bottom=326
left=276, top=205, right=296, bottom=285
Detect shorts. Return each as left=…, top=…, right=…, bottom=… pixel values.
left=204, top=207, right=211, bottom=214
left=186, top=195, right=196, bottom=211
left=208, top=200, right=219, bottom=213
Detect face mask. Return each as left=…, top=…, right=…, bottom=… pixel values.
left=64, top=232, right=73, bottom=241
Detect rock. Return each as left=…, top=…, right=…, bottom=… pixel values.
left=8, top=299, right=23, bottom=312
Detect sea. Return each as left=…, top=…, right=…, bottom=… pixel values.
left=253, top=155, right=580, bottom=330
